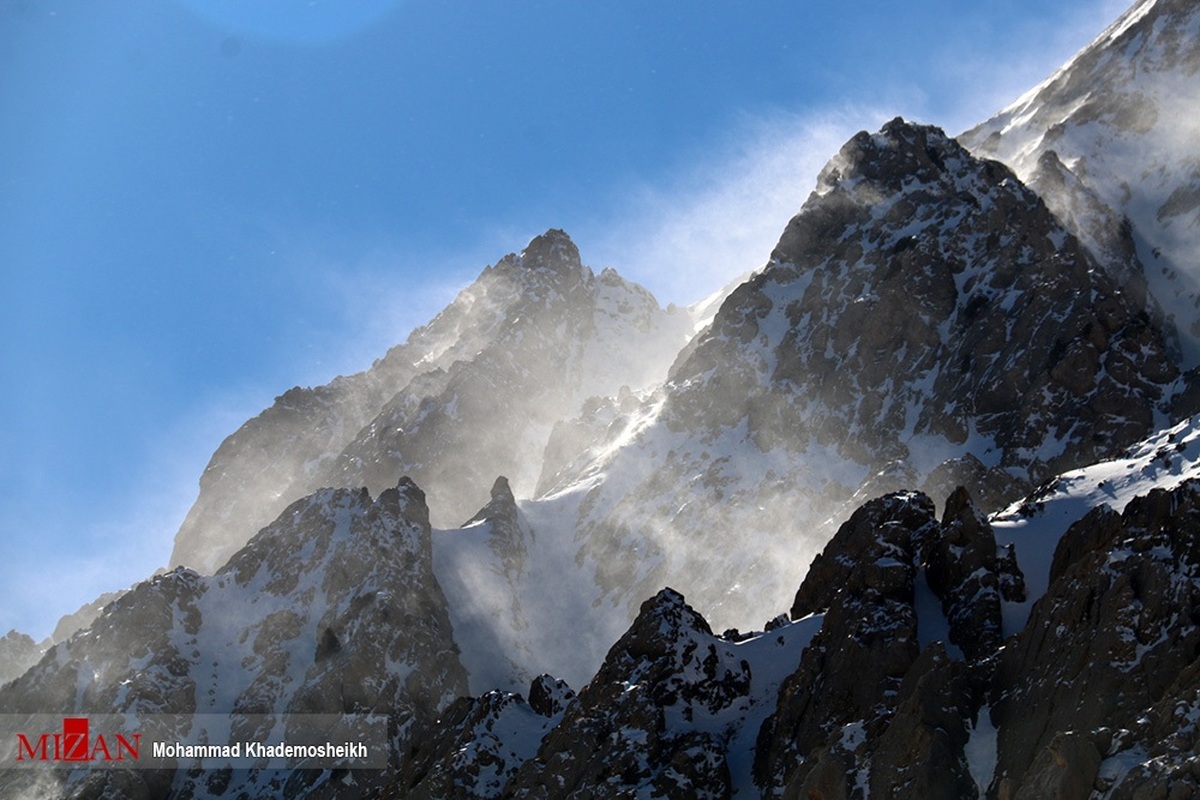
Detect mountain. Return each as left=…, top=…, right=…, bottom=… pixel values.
left=169, top=230, right=693, bottom=574
left=6, top=0, right=1200, bottom=797
left=391, top=415, right=1200, bottom=798
left=0, top=630, right=39, bottom=687
left=962, top=0, right=1200, bottom=368
left=0, top=590, right=128, bottom=687
left=0, top=479, right=466, bottom=799
left=501, top=117, right=1180, bottom=651
left=9, top=415, right=1200, bottom=797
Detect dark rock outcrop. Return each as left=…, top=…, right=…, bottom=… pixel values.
left=761, top=488, right=1024, bottom=798
left=670, top=119, right=1175, bottom=499
left=990, top=479, right=1200, bottom=798
left=763, top=492, right=936, bottom=796
left=502, top=588, right=749, bottom=799
left=393, top=677, right=571, bottom=800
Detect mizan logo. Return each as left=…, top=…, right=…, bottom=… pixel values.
left=16, top=717, right=140, bottom=763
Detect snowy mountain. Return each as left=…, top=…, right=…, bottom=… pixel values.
left=169, top=230, right=693, bottom=574
left=0, top=630, right=39, bottom=688
left=0, top=478, right=466, bottom=799
left=6, top=0, right=1200, bottom=797
left=495, top=117, right=1180, bottom=655
left=962, top=0, right=1200, bottom=367
left=395, top=416, right=1200, bottom=797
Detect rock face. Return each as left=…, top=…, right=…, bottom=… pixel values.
left=990, top=479, right=1200, bottom=798
left=170, top=229, right=691, bottom=573
left=0, top=630, right=40, bottom=687
left=671, top=118, right=1174, bottom=495
left=378, top=584, right=822, bottom=798
left=503, top=588, right=749, bottom=798
left=394, top=474, right=1200, bottom=798
left=759, top=489, right=1016, bottom=799
left=0, top=478, right=468, bottom=799
left=392, top=675, right=574, bottom=800
left=962, top=0, right=1200, bottom=367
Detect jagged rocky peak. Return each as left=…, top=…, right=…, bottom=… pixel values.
left=513, top=227, right=582, bottom=273
left=809, top=115, right=985, bottom=196
left=394, top=671, right=578, bottom=798
left=465, top=475, right=517, bottom=525
left=463, top=474, right=528, bottom=577
left=502, top=587, right=752, bottom=798
left=608, top=586, right=715, bottom=658
left=476, top=229, right=589, bottom=315
left=789, top=490, right=937, bottom=620
left=789, top=487, right=1022, bottom=654
left=0, top=629, right=41, bottom=687
left=760, top=487, right=1018, bottom=797
left=527, top=673, right=575, bottom=718
left=669, top=116, right=1176, bottom=505
left=925, top=486, right=1024, bottom=661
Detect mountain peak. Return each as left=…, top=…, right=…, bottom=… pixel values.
left=813, top=118, right=986, bottom=199
left=519, top=228, right=582, bottom=272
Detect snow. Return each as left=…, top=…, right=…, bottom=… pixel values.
left=725, top=614, right=824, bottom=796
left=433, top=488, right=633, bottom=694
left=991, top=415, right=1200, bottom=632
left=964, top=708, right=999, bottom=797
left=1096, top=743, right=1150, bottom=792
left=962, top=0, right=1200, bottom=366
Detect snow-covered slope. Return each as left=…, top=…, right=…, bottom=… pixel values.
left=992, top=413, right=1200, bottom=630
left=962, top=0, right=1200, bottom=366
left=432, top=476, right=634, bottom=695
left=401, top=415, right=1200, bottom=797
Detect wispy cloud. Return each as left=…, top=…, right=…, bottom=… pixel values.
left=580, top=105, right=894, bottom=307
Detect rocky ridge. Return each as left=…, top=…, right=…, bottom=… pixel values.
left=398, top=456, right=1200, bottom=798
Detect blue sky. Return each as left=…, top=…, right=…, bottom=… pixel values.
left=1, top=0, right=1128, bottom=639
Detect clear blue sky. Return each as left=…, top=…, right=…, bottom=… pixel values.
left=1, top=0, right=1128, bottom=638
